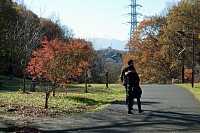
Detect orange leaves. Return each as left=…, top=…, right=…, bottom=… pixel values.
left=123, top=16, right=168, bottom=83
left=184, top=68, right=192, bottom=80
left=68, top=38, right=94, bottom=61
left=27, top=37, right=94, bottom=83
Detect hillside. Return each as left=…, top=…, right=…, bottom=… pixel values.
left=90, top=38, right=128, bottom=51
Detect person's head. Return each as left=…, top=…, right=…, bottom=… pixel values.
left=128, top=64, right=135, bottom=71
left=128, top=60, right=134, bottom=65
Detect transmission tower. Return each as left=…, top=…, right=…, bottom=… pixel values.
left=128, top=0, right=141, bottom=41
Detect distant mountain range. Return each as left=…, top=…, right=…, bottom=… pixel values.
left=89, top=38, right=128, bottom=51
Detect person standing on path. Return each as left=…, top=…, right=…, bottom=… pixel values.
left=125, top=64, right=143, bottom=114
left=120, top=60, right=135, bottom=111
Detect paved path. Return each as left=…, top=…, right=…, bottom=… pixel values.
left=27, top=85, right=200, bottom=133
left=1, top=85, right=200, bottom=132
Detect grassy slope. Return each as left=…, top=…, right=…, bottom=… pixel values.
left=0, top=76, right=125, bottom=117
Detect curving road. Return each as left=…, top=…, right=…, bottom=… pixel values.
left=1, top=85, right=198, bottom=132
left=26, top=84, right=200, bottom=133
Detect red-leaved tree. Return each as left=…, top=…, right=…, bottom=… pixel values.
left=27, top=37, right=94, bottom=108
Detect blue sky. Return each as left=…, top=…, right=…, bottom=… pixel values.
left=17, top=0, right=180, bottom=50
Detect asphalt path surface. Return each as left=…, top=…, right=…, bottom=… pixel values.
left=1, top=84, right=200, bottom=132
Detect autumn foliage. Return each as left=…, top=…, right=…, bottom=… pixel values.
left=124, top=0, right=200, bottom=84
left=27, top=37, right=95, bottom=108
left=27, top=37, right=94, bottom=83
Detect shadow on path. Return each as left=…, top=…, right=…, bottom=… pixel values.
left=35, top=109, right=200, bottom=133
left=1, top=85, right=200, bottom=132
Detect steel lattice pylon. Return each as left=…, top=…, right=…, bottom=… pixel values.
left=129, top=0, right=141, bottom=40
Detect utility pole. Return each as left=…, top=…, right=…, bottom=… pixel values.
left=177, top=31, right=195, bottom=88
left=192, top=33, right=195, bottom=88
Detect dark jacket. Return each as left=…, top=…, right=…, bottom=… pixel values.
left=125, top=70, right=139, bottom=87
left=121, top=65, right=136, bottom=84
left=125, top=65, right=142, bottom=97
left=120, top=67, right=128, bottom=83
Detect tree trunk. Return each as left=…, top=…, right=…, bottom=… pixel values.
left=53, top=89, right=56, bottom=97
left=45, top=92, right=50, bottom=108
left=23, top=72, right=26, bottom=92
left=85, top=70, right=88, bottom=93
left=53, top=82, right=56, bottom=97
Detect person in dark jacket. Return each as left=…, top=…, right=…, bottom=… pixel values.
left=120, top=60, right=135, bottom=108
left=125, top=64, right=143, bottom=114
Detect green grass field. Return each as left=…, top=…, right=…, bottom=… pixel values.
left=0, top=76, right=125, bottom=117
left=1, top=75, right=199, bottom=118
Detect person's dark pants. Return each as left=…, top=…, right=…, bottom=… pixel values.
left=133, top=97, right=142, bottom=112
left=127, top=86, right=133, bottom=111
left=125, top=85, right=128, bottom=105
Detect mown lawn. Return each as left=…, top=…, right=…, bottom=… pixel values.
left=177, top=83, right=200, bottom=101
left=0, top=82, right=125, bottom=117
